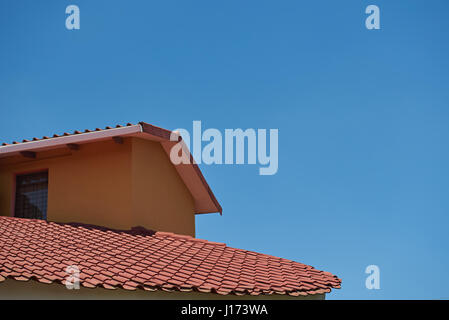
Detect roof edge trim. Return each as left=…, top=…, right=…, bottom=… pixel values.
left=0, top=125, right=142, bottom=156
left=138, top=122, right=222, bottom=215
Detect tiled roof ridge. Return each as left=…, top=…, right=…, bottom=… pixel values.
left=45, top=219, right=314, bottom=265
left=59, top=220, right=227, bottom=246
left=0, top=216, right=341, bottom=297
left=1, top=122, right=136, bottom=146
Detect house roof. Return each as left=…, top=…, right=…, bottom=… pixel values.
left=0, top=216, right=341, bottom=297
left=0, top=122, right=221, bottom=215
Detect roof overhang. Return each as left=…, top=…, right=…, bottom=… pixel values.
left=0, top=122, right=222, bottom=215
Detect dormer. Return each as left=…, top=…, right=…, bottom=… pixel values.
left=0, top=122, right=221, bottom=237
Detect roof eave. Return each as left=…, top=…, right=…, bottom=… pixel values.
left=0, top=122, right=222, bottom=215
left=0, top=125, right=142, bottom=157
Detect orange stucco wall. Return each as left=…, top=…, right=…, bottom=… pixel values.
left=131, top=138, right=195, bottom=236
left=0, top=138, right=195, bottom=236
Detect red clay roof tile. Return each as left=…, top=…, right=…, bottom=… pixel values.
left=0, top=216, right=341, bottom=297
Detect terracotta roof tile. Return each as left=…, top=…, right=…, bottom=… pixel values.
left=0, top=216, right=341, bottom=297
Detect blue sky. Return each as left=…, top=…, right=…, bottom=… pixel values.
left=1, top=1, right=449, bottom=299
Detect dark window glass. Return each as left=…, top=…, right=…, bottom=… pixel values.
left=14, top=171, right=48, bottom=220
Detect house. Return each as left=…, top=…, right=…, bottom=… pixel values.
left=0, top=122, right=341, bottom=299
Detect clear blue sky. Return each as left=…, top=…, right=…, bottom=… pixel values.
left=1, top=1, right=448, bottom=299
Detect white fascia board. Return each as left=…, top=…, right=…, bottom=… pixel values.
left=0, top=125, right=142, bottom=157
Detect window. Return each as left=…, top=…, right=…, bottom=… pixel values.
left=14, top=171, right=48, bottom=220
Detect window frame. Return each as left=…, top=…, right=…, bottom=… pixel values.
left=12, top=169, right=49, bottom=220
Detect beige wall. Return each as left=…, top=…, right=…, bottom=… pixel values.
left=131, top=138, right=195, bottom=236
left=0, top=278, right=325, bottom=300
left=0, top=138, right=195, bottom=235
